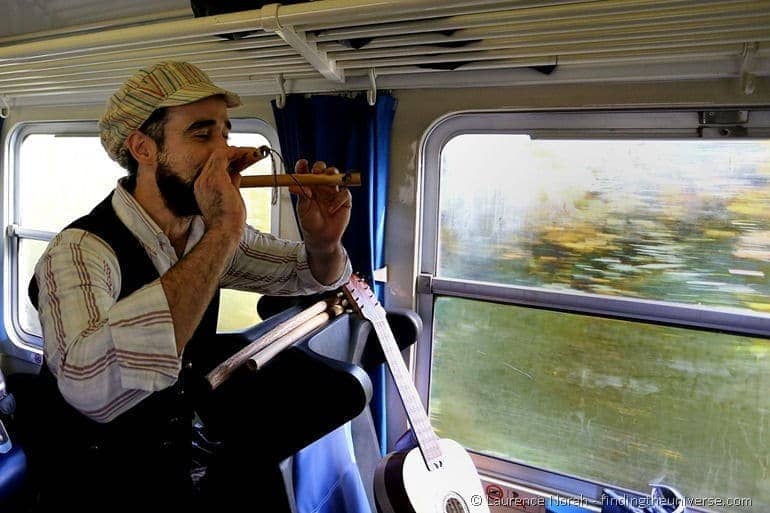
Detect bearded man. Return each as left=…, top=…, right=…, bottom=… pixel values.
left=27, top=61, right=352, bottom=511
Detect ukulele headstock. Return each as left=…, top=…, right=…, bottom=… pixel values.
left=341, top=273, right=384, bottom=322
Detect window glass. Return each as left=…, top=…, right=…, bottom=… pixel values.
left=16, top=133, right=124, bottom=340
left=18, top=239, right=49, bottom=337
left=430, top=297, right=769, bottom=512
left=19, top=134, right=124, bottom=232
left=216, top=132, right=272, bottom=332
left=438, top=135, right=770, bottom=314
left=426, top=126, right=770, bottom=512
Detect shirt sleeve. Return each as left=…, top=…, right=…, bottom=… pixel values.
left=220, top=224, right=352, bottom=295
left=34, top=229, right=180, bottom=423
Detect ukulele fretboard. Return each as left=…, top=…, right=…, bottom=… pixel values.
left=372, top=317, right=442, bottom=469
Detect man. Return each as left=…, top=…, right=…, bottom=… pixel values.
left=26, top=61, right=352, bottom=510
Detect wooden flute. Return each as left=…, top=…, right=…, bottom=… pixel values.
left=240, top=173, right=361, bottom=188
left=234, top=145, right=361, bottom=188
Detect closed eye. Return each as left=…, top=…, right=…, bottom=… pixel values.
left=185, top=119, right=232, bottom=140
left=191, top=130, right=228, bottom=141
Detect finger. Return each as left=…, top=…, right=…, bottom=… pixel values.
left=194, top=149, right=230, bottom=196
left=210, top=148, right=232, bottom=167
left=315, top=166, right=340, bottom=194
left=292, top=160, right=313, bottom=197
left=295, top=159, right=310, bottom=174
left=311, top=161, right=326, bottom=174
left=303, top=162, right=330, bottom=198
left=325, top=166, right=340, bottom=192
left=201, top=149, right=231, bottom=178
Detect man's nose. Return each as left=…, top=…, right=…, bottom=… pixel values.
left=214, top=135, right=230, bottom=150
left=206, top=140, right=232, bottom=165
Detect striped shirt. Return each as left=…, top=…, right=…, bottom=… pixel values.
left=34, top=179, right=351, bottom=423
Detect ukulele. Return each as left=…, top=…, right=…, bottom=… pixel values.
left=342, top=275, right=490, bottom=513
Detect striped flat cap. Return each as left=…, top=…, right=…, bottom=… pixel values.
left=99, top=61, right=241, bottom=161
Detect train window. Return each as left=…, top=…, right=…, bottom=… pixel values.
left=5, top=119, right=279, bottom=349
left=417, top=112, right=770, bottom=512
left=11, top=128, right=125, bottom=344
left=214, top=131, right=275, bottom=333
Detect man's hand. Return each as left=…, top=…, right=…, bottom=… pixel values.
left=290, top=159, right=352, bottom=252
left=194, top=147, right=248, bottom=235
left=163, top=146, right=263, bottom=354
left=290, top=159, right=351, bottom=284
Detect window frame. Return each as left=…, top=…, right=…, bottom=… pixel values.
left=3, top=118, right=281, bottom=352
left=415, top=109, right=770, bottom=507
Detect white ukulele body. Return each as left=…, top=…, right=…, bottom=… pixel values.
left=374, top=438, right=490, bottom=513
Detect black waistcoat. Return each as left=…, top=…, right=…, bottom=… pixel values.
left=27, top=192, right=220, bottom=510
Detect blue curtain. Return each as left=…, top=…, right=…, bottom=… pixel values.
left=272, top=94, right=395, bottom=296
left=272, top=93, right=396, bottom=513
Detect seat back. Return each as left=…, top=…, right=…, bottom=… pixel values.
left=257, top=295, right=422, bottom=513
left=0, top=369, right=35, bottom=511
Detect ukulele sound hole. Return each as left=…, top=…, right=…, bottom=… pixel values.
left=444, top=494, right=469, bottom=513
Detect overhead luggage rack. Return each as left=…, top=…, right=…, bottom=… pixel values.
left=0, top=0, right=768, bottom=105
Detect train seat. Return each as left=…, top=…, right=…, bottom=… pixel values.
left=0, top=371, right=33, bottom=511
left=256, top=295, right=422, bottom=513
left=0, top=296, right=420, bottom=513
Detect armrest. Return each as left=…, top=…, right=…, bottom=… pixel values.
left=192, top=313, right=372, bottom=464
left=256, top=293, right=328, bottom=320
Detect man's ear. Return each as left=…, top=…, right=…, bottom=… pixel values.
left=124, top=131, right=158, bottom=166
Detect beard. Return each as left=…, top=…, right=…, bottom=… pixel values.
left=155, top=155, right=203, bottom=217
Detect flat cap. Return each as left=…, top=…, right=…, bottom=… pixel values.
left=99, top=61, right=241, bottom=161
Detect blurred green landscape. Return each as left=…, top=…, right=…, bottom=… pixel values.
left=430, top=137, right=770, bottom=513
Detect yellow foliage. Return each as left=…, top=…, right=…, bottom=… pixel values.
left=704, top=229, right=736, bottom=239
left=542, top=225, right=618, bottom=253
left=727, top=189, right=770, bottom=220
left=745, top=302, right=770, bottom=312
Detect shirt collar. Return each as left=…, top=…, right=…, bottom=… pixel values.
left=112, top=177, right=206, bottom=258
left=112, top=177, right=165, bottom=257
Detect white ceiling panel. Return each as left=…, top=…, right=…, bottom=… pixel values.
left=0, top=0, right=190, bottom=40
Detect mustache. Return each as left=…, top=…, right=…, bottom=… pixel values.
left=188, top=163, right=206, bottom=186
